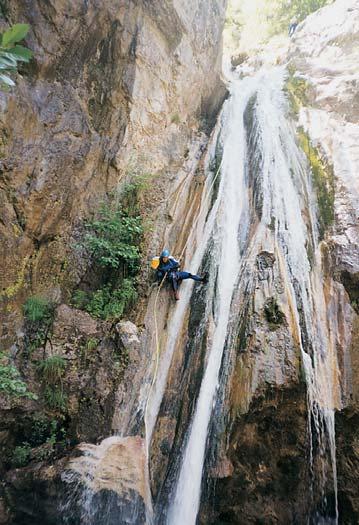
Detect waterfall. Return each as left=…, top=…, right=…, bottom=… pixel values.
left=162, top=66, right=340, bottom=524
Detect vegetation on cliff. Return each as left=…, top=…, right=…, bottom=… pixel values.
left=73, top=200, right=142, bottom=320
left=297, top=128, right=335, bottom=238
left=284, top=67, right=311, bottom=116
left=0, top=352, right=37, bottom=399
left=23, top=296, right=54, bottom=353
left=71, top=172, right=150, bottom=321
left=0, top=23, right=32, bottom=88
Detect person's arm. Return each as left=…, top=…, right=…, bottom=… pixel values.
left=156, top=269, right=164, bottom=281
left=169, top=257, right=180, bottom=270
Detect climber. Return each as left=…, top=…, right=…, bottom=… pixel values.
left=151, top=249, right=208, bottom=301
left=288, top=17, right=298, bottom=37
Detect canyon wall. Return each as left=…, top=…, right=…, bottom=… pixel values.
left=0, top=2, right=227, bottom=523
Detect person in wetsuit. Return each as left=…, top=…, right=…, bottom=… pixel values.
left=155, top=249, right=207, bottom=300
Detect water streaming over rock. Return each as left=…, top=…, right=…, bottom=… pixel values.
left=59, top=65, right=342, bottom=525
left=157, top=66, right=341, bottom=524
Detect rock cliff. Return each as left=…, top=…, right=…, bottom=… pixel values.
left=290, top=1, right=359, bottom=520
left=0, top=1, right=227, bottom=523
left=0, top=0, right=227, bottom=347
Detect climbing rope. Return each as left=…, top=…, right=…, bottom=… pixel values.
left=144, top=159, right=223, bottom=433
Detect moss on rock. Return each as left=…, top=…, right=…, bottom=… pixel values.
left=297, top=128, right=335, bottom=238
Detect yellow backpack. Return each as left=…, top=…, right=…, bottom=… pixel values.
left=150, top=257, right=160, bottom=270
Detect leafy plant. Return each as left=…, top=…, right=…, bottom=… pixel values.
left=86, top=337, right=99, bottom=351
left=83, top=279, right=138, bottom=320
left=119, top=171, right=153, bottom=216
left=83, top=205, right=142, bottom=271
left=38, top=355, right=67, bottom=411
left=0, top=23, right=33, bottom=89
left=23, top=296, right=52, bottom=323
left=170, top=113, right=181, bottom=125
left=23, top=296, right=54, bottom=353
left=284, top=69, right=311, bottom=116
left=27, top=415, right=67, bottom=451
left=44, top=387, right=67, bottom=411
left=0, top=353, right=37, bottom=399
left=38, top=355, right=66, bottom=384
left=74, top=195, right=144, bottom=321
left=11, top=443, right=31, bottom=467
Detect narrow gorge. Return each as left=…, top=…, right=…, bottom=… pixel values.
left=0, top=1, right=359, bottom=524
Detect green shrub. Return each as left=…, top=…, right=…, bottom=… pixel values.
left=38, top=355, right=66, bottom=384
left=0, top=24, right=33, bottom=89
left=84, top=279, right=138, bottom=320
left=86, top=337, right=99, bottom=351
left=83, top=205, right=142, bottom=271
left=38, top=356, right=67, bottom=411
left=23, top=297, right=54, bottom=353
left=284, top=69, right=311, bottom=116
left=23, top=296, right=52, bottom=323
left=119, top=170, right=153, bottom=217
left=71, top=290, right=89, bottom=310
left=74, top=196, right=144, bottom=321
left=27, top=416, right=67, bottom=450
left=11, top=443, right=31, bottom=467
left=0, top=353, right=37, bottom=399
left=44, top=387, right=67, bottom=411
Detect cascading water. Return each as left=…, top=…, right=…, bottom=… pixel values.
left=59, top=65, right=342, bottom=525
left=154, top=65, right=341, bottom=524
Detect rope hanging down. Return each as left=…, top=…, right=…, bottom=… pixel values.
left=144, top=159, right=223, bottom=430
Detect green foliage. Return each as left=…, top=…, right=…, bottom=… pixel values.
left=23, top=296, right=52, bottom=323
left=0, top=23, right=33, bottom=89
left=0, top=353, right=37, bottom=399
left=11, top=443, right=31, bottom=467
left=284, top=69, right=311, bottom=116
left=119, top=170, right=153, bottom=216
left=76, top=279, right=138, bottom=320
left=86, top=337, right=99, bottom=351
left=298, top=128, right=335, bottom=238
left=38, top=355, right=66, bottom=384
left=27, top=415, right=67, bottom=448
left=44, top=387, right=67, bottom=411
left=83, top=205, right=142, bottom=271
left=74, top=193, right=144, bottom=320
left=38, top=355, right=67, bottom=411
left=23, top=296, right=54, bottom=353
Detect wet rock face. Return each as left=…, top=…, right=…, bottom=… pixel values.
left=336, top=408, right=359, bottom=525
left=200, top=385, right=311, bottom=525
left=0, top=304, right=130, bottom=523
left=288, top=1, right=359, bottom=517
left=62, top=436, right=148, bottom=525
left=0, top=0, right=227, bottom=348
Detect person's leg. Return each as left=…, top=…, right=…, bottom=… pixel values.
left=169, top=272, right=180, bottom=300
left=167, top=272, right=178, bottom=291
left=177, top=271, right=203, bottom=282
